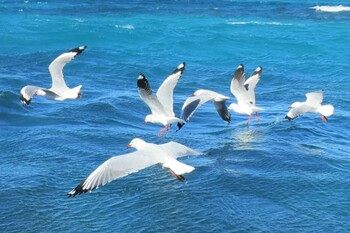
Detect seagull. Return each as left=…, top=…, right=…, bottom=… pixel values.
left=177, top=89, right=231, bottom=130
left=137, top=62, right=186, bottom=136
left=228, top=64, right=263, bottom=125
left=68, top=138, right=201, bottom=197
left=19, top=46, right=87, bottom=105
left=285, top=89, right=334, bottom=122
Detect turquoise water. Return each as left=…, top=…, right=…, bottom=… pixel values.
left=1, top=1, right=350, bottom=232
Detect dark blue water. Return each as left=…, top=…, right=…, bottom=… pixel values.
left=1, top=1, right=350, bottom=232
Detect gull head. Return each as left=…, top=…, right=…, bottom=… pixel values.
left=144, top=114, right=159, bottom=124
left=127, top=138, right=147, bottom=150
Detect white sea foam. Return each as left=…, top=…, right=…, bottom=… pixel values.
left=227, top=21, right=292, bottom=26
left=311, top=5, right=350, bottom=13
left=74, top=18, right=85, bottom=23
left=115, top=24, right=135, bottom=30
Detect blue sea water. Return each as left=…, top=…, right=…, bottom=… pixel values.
left=1, top=0, right=350, bottom=232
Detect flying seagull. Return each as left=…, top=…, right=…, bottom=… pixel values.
left=19, top=46, right=87, bottom=105
left=137, top=62, right=186, bottom=136
left=285, top=89, right=334, bottom=122
left=68, top=138, right=201, bottom=197
left=228, top=64, right=263, bottom=125
left=177, top=89, right=231, bottom=130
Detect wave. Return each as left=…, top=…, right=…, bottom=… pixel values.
left=115, top=24, right=135, bottom=30
left=227, top=21, right=292, bottom=26
left=311, top=5, right=350, bottom=13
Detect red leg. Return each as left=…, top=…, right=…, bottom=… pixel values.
left=168, top=168, right=185, bottom=182
left=158, top=126, right=167, bottom=137
left=255, top=113, right=261, bottom=121
left=246, top=115, right=252, bottom=125
left=320, top=115, right=328, bottom=122
left=158, top=125, right=171, bottom=137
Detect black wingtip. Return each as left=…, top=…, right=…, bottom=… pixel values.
left=69, top=46, right=87, bottom=56
left=172, top=62, right=186, bottom=75
left=252, top=66, right=263, bottom=76
left=19, top=93, right=31, bottom=105
left=285, top=115, right=293, bottom=121
left=234, top=64, right=245, bottom=77
left=67, top=180, right=92, bottom=197
left=176, top=122, right=185, bottom=131
left=137, top=74, right=148, bottom=89
left=226, top=115, right=231, bottom=124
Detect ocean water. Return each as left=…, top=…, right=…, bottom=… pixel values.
left=1, top=0, right=350, bottom=232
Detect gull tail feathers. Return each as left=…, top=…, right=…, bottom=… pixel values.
left=167, top=117, right=186, bottom=124
left=163, top=158, right=195, bottom=176
left=252, top=106, right=264, bottom=112
left=62, top=85, right=83, bottom=99
left=317, top=104, right=334, bottom=117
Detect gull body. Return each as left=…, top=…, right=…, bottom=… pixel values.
left=137, top=63, right=186, bottom=136
left=228, top=64, right=263, bottom=125
left=68, top=138, right=201, bottom=197
left=19, top=46, right=86, bottom=105
left=178, top=89, right=231, bottom=130
left=285, top=89, right=334, bottom=122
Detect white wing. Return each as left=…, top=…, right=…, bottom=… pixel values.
left=285, top=103, right=310, bottom=120
left=49, top=46, right=86, bottom=94
left=243, top=66, right=262, bottom=105
left=68, top=151, right=156, bottom=197
left=19, top=85, right=57, bottom=105
left=156, top=62, right=185, bottom=115
left=305, top=89, right=323, bottom=108
left=158, top=141, right=202, bottom=159
left=20, top=85, right=44, bottom=105
left=230, top=64, right=251, bottom=106
left=137, top=74, right=168, bottom=116
left=180, top=94, right=215, bottom=122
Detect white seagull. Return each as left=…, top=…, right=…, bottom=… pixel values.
left=177, top=89, right=231, bottom=130
left=285, top=89, right=334, bottom=122
left=228, top=64, right=263, bottom=125
left=68, top=138, right=201, bottom=197
left=19, top=46, right=87, bottom=105
left=137, top=62, right=186, bottom=136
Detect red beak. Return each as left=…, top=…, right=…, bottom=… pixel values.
left=126, top=144, right=132, bottom=148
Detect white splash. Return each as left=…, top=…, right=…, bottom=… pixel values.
left=311, top=5, right=350, bottom=12
left=115, top=24, right=135, bottom=30
left=227, top=21, right=292, bottom=26
left=74, top=18, right=85, bottom=23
